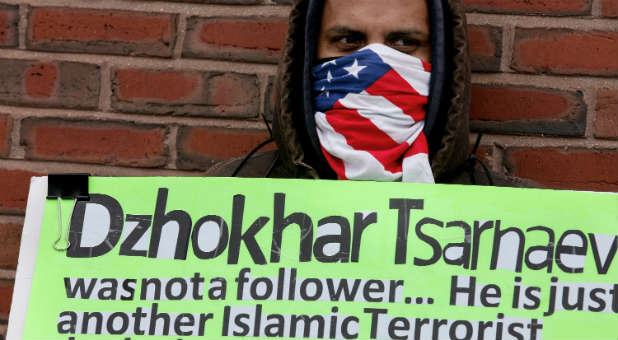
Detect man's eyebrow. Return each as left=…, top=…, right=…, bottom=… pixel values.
left=386, top=30, right=430, bottom=40
left=324, top=25, right=365, bottom=36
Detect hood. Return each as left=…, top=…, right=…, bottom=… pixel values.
left=271, top=0, right=471, bottom=181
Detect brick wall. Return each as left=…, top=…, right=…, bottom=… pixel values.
left=0, top=0, right=616, bottom=334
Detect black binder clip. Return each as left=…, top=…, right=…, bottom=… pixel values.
left=47, top=174, right=90, bottom=251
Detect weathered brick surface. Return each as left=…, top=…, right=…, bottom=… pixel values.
left=25, top=62, right=57, bottom=98
left=504, top=148, right=618, bottom=191
left=602, top=0, right=618, bottom=17
left=463, top=0, right=591, bottom=16
left=594, top=88, right=618, bottom=139
left=0, top=59, right=100, bottom=109
left=0, top=114, right=10, bottom=157
left=0, top=3, right=18, bottom=48
left=0, top=168, right=41, bottom=214
left=27, top=7, right=177, bottom=57
left=512, top=29, right=618, bottom=76
left=0, top=0, right=614, bottom=334
left=177, top=126, right=273, bottom=170
left=0, top=222, right=21, bottom=269
left=470, top=84, right=586, bottom=136
left=20, top=118, right=169, bottom=167
left=183, top=17, right=288, bottom=63
left=0, top=279, right=13, bottom=320
left=168, top=0, right=268, bottom=5
left=0, top=1, right=614, bottom=278
left=114, top=69, right=203, bottom=103
left=263, top=75, right=277, bottom=122
left=111, top=68, right=259, bottom=117
left=168, top=0, right=263, bottom=3
left=206, top=72, right=260, bottom=111
left=468, top=25, right=502, bottom=72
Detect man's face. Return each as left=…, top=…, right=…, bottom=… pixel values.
left=317, top=0, right=431, bottom=62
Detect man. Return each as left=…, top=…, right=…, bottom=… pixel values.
left=208, top=0, right=533, bottom=187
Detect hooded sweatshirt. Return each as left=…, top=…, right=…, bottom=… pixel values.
left=207, top=0, right=535, bottom=188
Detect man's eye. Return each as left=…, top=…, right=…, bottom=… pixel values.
left=387, top=37, right=425, bottom=53
left=331, top=36, right=363, bottom=50
left=389, top=38, right=420, bottom=47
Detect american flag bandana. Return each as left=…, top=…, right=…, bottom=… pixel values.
left=313, top=43, right=435, bottom=183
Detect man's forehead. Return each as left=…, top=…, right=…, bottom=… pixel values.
left=322, top=0, right=429, bottom=33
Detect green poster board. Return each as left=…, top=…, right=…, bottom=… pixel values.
left=7, top=177, right=618, bottom=340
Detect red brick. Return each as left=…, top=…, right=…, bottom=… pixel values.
left=463, top=0, right=591, bottom=15
left=0, top=168, right=41, bottom=214
left=177, top=127, right=274, bottom=170
left=602, top=0, right=617, bottom=17
left=0, top=280, right=14, bottom=319
left=470, top=84, right=586, bottom=136
left=468, top=25, right=502, bottom=72
left=183, top=17, right=288, bottom=63
left=512, top=29, right=618, bottom=76
left=200, top=20, right=286, bottom=51
left=505, top=148, right=618, bottom=192
left=114, top=69, right=203, bottom=103
left=20, top=119, right=168, bottom=167
left=0, top=4, right=18, bottom=47
left=24, top=62, right=58, bottom=98
left=595, top=88, right=618, bottom=139
left=27, top=7, right=176, bottom=57
left=0, top=114, right=10, bottom=157
left=469, top=26, right=497, bottom=57
left=206, top=72, right=259, bottom=107
left=0, top=59, right=100, bottom=109
left=112, top=69, right=259, bottom=117
left=168, top=0, right=262, bottom=3
left=0, top=223, right=21, bottom=269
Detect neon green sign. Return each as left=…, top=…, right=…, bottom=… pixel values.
left=8, top=177, right=618, bottom=339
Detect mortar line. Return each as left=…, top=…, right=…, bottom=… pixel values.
left=17, top=4, right=27, bottom=49
left=172, top=13, right=187, bottom=60
left=257, top=73, right=270, bottom=120
left=471, top=73, right=617, bottom=90
left=500, top=23, right=515, bottom=73
left=0, top=214, right=25, bottom=224
left=0, top=49, right=279, bottom=74
left=1, top=0, right=291, bottom=17
left=591, top=0, right=603, bottom=17
left=492, top=143, right=506, bottom=173
left=99, top=62, right=112, bottom=112
left=8, top=117, right=25, bottom=160
left=0, top=269, right=16, bottom=280
left=0, top=104, right=270, bottom=130
left=166, top=124, right=179, bottom=170
left=477, top=133, right=618, bottom=149
left=466, top=13, right=617, bottom=31
left=583, top=88, right=597, bottom=139
left=0, top=157, right=208, bottom=176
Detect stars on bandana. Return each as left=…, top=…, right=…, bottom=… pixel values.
left=344, top=59, right=367, bottom=79
left=321, top=86, right=329, bottom=97
left=327, top=71, right=333, bottom=83
left=313, top=49, right=391, bottom=109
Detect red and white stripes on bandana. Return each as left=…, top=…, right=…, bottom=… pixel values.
left=313, top=44, right=434, bottom=183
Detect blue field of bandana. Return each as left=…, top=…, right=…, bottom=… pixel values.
left=313, top=48, right=393, bottom=111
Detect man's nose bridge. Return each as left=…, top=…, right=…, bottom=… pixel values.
left=366, top=33, right=386, bottom=46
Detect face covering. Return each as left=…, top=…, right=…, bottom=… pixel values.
left=313, top=43, right=434, bottom=183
